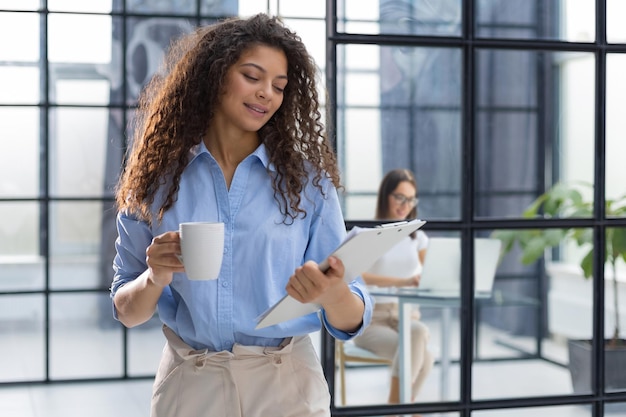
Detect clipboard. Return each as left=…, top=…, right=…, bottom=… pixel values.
left=255, top=219, right=426, bottom=329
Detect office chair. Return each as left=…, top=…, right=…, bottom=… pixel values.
left=335, top=340, right=392, bottom=405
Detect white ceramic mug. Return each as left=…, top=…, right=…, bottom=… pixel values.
left=179, top=222, right=225, bottom=280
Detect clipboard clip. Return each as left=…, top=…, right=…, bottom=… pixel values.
left=376, top=220, right=410, bottom=228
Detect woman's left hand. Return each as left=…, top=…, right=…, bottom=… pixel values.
left=287, top=256, right=364, bottom=333
left=286, top=256, right=349, bottom=306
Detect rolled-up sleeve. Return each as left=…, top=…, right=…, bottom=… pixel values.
left=322, top=280, right=374, bottom=340
left=110, top=211, right=154, bottom=318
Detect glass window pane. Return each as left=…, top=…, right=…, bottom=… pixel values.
left=283, top=18, right=325, bottom=72
left=0, top=202, right=41, bottom=259
left=50, top=293, right=123, bottom=379
left=475, top=50, right=595, bottom=219
left=474, top=404, right=591, bottom=416
left=339, top=0, right=462, bottom=36
left=343, top=108, right=383, bottom=202
left=54, top=79, right=112, bottom=105
left=606, top=54, right=626, bottom=212
left=0, top=66, right=39, bottom=104
left=606, top=402, right=626, bottom=414
left=0, top=12, right=39, bottom=61
left=125, top=17, right=195, bottom=102
left=201, top=0, right=238, bottom=16
left=0, top=294, right=45, bottom=382
left=126, top=0, right=194, bottom=14
left=495, top=227, right=595, bottom=397
left=238, top=0, right=270, bottom=16
left=48, top=14, right=112, bottom=64
left=338, top=44, right=462, bottom=222
left=477, top=0, right=595, bottom=42
left=279, top=0, right=325, bottom=18
left=337, top=231, right=462, bottom=406
left=605, top=227, right=626, bottom=393
left=48, top=0, right=115, bottom=13
left=50, top=201, right=107, bottom=291
left=0, top=247, right=44, bottom=293
left=50, top=16, right=123, bottom=106
left=476, top=228, right=569, bottom=399
left=0, top=0, right=39, bottom=10
left=0, top=107, right=39, bottom=198
left=607, top=0, right=626, bottom=43
left=49, top=107, right=108, bottom=198
left=128, top=320, right=164, bottom=376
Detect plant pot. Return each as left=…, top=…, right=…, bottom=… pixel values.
left=568, top=338, right=626, bottom=392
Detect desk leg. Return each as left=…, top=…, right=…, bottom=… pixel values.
left=440, top=307, right=451, bottom=400
left=399, top=300, right=412, bottom=403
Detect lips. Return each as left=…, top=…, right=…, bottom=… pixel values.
left=245, top=103, right=268, bottom=114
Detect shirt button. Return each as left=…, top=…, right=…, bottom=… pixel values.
left=223, top=247, right=229, bottom=254
left=222, top=280, right=229, bottom=287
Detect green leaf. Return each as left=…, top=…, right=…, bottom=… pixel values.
left=580, top=249, right=593, bottom=278
left=611, top=228, right=626, bottom=264
left=520, top=236, right=550, bottom=265
left=543, top=228, right=566, bottom=247
left=572, top=228, right=593, bottom=246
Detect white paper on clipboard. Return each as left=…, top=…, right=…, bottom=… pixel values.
left=255, top=219, right=426, bottom=329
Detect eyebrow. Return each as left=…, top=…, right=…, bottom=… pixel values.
left=240, top=62, right=288, bottom=81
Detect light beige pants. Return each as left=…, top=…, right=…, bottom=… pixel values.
left=151, top=326, right=331, bottom=417
left=353, top=302, right=434, bottom=400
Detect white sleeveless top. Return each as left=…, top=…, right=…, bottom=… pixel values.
left=368, top=230, right=429, bottom=303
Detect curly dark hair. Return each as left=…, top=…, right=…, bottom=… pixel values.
left=115, top=13, right=341, bottom=225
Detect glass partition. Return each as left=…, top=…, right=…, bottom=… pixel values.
left=0, top=294, right=45, bottom=382
left=473, top=404, right=592, bottom=416
left=475, top=49, right=595, bottom=220
left=604, top=227, right=626, bottom=394
left=606, top=53, right=626, bottom=214
left=607, top=0, right=626, bottom=44
left=337, top=43, right=462, bottom=221
left=476, top=0, right=595, bottom=42
left=337, top=0, right=462, bottom=36
left=49, top=293, right=124, bottom=379
left=478, top=228, right=593, bottom=399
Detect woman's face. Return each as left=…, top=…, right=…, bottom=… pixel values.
left=387, top=180, right=417, bottom=220
left=215, top=44, right=288, bottom=133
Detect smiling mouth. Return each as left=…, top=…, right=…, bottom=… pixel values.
left=246, top=104, right=267, bottom=114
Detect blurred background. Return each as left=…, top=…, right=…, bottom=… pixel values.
left=1, top=1, right=626, bottom=416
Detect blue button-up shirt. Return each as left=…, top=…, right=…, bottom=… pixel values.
left=111, top=142, right=373, bottom=351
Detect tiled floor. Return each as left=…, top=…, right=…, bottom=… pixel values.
left=1, top=317, right=625, bottom=417
left=0, top=379, right=153, bottom=417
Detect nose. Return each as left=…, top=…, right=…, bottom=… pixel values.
left=256, top=82, right=272, bottom=100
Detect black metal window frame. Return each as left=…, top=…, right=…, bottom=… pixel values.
left=324, top=0, right=626, bottom=416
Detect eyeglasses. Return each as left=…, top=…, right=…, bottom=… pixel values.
left=391, top=193, right=419, bottom=207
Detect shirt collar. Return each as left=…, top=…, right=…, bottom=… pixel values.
left=188, top=141, right=275, bottom=172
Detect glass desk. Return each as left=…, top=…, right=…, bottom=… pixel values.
left=368, top=287, right=539, bottom=402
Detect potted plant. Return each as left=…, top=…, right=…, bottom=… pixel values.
left=494, top=182, right=626, bottom=392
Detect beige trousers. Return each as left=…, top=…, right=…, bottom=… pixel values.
left=353, top=302, right=434, bottom=400
left=151, top=326, right=331, bottom=417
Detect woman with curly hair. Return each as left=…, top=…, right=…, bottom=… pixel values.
left=110, top=13, right=372, bottom=417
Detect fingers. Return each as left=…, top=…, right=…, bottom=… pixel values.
left=286, top=257, right=346, bottom=304
left=286, top=262, right=320, bottom=302
left=326, top=256, right=345, bottom=278
left=146, top=232, right=184, bottom=278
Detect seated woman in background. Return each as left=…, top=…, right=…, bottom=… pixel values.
left=353, top=168, right=434, bottom=404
